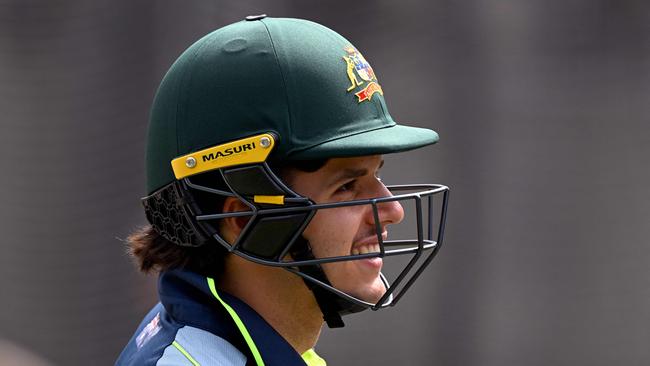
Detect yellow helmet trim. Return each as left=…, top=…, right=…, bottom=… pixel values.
left=171, top=133, right=275, bottom=180
left=253, top=195, right=285, bottom=205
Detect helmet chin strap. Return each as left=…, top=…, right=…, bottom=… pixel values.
left=290, top=237, right=367, bottom=328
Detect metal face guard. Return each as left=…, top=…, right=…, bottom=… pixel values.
left=143, top=162, right=449, bottom=312
left=189, top=165, right=449, bottom=312
left=281, top=184, right=449, bottom=311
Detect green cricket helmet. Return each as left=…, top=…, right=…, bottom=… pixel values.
left=142, top=16, right=449, bottom=328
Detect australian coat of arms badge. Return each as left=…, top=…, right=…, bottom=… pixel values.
left=342, top=46, right=384, bottom=103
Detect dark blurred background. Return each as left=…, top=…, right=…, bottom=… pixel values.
left=1, top=1, right=649, bottom=365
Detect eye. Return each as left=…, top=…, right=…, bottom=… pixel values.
left=336, top=180, right=357, bottom=193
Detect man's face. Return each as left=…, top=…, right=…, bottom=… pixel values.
left=287, top=155, right=404, bottom=303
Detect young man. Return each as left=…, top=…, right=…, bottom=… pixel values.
left=117, top=16, right=449, bottom=366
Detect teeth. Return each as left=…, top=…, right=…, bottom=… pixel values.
left=353, top=244, right=380, bottom=255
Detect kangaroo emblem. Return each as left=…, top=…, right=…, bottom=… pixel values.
left=344, top=54, right=364, bottom=91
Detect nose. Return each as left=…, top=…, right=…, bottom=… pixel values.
left=369, top=182, right=405, bottom=227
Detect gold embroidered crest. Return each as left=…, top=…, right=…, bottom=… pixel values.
left=342, top=46, right=383, bottom=103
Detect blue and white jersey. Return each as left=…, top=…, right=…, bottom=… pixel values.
left=116, top=270, right=325, bottom=366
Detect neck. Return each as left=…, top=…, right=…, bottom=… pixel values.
left=218, top=254, right=324, bottom=354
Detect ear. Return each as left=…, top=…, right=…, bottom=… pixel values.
left=220, top=197, right=251, bottom=244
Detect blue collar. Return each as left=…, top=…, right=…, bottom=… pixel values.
left=158, top=269, right=307, bottom=365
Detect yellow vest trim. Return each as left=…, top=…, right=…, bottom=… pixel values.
left=207, top=278, right=265, bottom=366
left=172, top=340, right=200, bottom=366
left=302, top=349, right=327, bottom=366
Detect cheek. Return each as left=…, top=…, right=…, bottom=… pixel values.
left=303, top=208, right=361, bottom=256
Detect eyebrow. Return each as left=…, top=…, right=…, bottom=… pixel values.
left=326, top=159, right=384, bottom=188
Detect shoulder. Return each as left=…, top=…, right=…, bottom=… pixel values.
left=116, top=303, right=248, bottom=366
left=156, top=326, right=247, bottom=366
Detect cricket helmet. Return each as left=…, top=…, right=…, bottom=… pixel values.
left=142, top=16, right=449, bottom=328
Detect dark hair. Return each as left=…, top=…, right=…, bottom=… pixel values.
left=127, top=225, right=226, bottom=277
left=127, top=159, right=327, bottom=276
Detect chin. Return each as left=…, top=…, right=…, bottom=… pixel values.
left=349, top=277, right=387, bottom=304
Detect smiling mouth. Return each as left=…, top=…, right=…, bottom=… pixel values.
left=352, top=231, right=387, bottom=256
left=351, top=243, right=380, bottom=255
left=350, top=242, right=383, bottom=271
